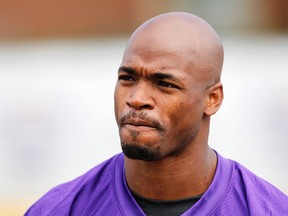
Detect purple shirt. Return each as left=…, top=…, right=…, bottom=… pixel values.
left=25, top=152, right=288, bottom=215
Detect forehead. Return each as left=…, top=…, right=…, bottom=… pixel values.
left=120, top=48, right=190, bottom=83
left=122, top=26, right=194, bottom=68
left=122, top=48, right=183, bottom=70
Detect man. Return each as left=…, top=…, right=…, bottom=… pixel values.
left=25, top=12, right=288, bottom=215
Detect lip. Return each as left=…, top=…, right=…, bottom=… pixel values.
left=123, top=119, right=156, bottom=131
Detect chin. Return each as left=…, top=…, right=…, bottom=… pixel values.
left=121, top=142, right=162, bottom=161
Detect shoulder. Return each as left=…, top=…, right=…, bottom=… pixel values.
left=232, top=159, right=287, bottom=198
left=216, top=155, right=288, bottom=215
left=25, top=153, right=124, bottom=216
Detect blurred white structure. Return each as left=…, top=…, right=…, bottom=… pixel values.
left=0, top=36, right=287, bottom=207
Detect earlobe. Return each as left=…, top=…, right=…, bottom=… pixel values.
left=204, top=82, right=224, bottom=116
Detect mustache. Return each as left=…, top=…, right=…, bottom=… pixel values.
left=120, top=111, right=165, bottom=131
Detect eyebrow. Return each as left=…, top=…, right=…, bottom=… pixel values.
left=118, top=66, right=183, bottom=83
left=151, top=72, right=179, bottom=82
left=118, top=66, right=137, bottom=75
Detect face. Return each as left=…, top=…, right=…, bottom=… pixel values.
left=114, top=31, right=210, bottom=161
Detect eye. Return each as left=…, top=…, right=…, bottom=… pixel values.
left=157, top=80, right=179, bottom=89
left=118, top=75, right=134, bottom=81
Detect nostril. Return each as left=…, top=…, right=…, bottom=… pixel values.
left=140, top=104, right=152, bottom=109
left=126, top=101, right=132, bottom=108
left=126, top=101, right=153, bottom=110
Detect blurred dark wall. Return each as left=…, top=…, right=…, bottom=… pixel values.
left=0, top=0, right=287, bottom=40
left=0, top=0, right=176, bottom=40
left=262, top=0, right=288, bottom=31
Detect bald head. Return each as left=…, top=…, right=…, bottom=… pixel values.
left=123, top=12, right=224, bottom=86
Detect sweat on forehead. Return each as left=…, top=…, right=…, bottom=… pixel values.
left=123, top=12, right=224, bottom=85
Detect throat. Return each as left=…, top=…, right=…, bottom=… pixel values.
left=124, top=148, right=217, bottom=200
left=131, top=189, right=202, bottom=216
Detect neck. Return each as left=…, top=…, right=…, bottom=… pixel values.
left=124, top=145, right=217, bottom=200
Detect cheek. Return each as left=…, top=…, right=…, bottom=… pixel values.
left=167, top=100, right=202, bottom=131
left=161, top=101, right=188, bottom=127
left=114, top=86, right=124, bottom=121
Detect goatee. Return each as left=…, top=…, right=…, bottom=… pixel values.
left=121, top=142, right=162, bottom=161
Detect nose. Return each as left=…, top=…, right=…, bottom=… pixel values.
left=126, top=84, right=154, bottom=110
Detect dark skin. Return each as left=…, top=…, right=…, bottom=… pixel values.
left=114, top=12, right=224, bottom=200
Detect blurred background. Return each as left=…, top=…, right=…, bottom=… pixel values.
left=0, top=0, right=287, bottom=215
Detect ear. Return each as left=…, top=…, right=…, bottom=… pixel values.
left=204, top=82, right=224, bottom=116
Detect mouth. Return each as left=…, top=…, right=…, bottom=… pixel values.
left=120, top=111, right=165, bottom=132
left=123, top=119, right=157, bottom=131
